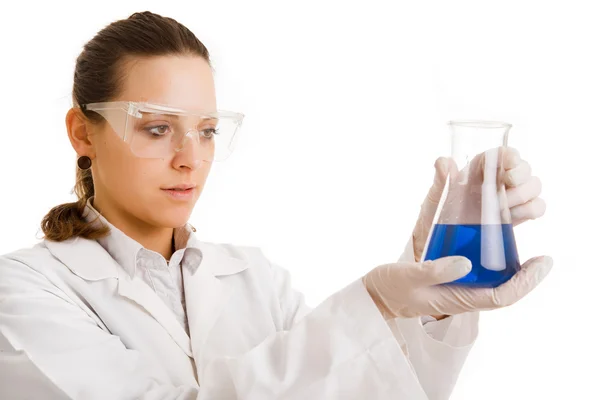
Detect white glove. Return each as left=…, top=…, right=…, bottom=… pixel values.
left=362, top=254, right=552, bottom=319
left=362, top=147, right=552, bottom=320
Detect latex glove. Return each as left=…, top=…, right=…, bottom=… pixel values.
left=362, top=254, right=553, bottom=319
left=412, top=147, right=546, bottom=262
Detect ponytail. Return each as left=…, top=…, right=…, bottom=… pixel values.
left=40, top=164, right=109, bottom=241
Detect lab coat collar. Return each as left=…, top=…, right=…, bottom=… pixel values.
left=43, top=206, right=250, bottom=358
left=43, top=215, right=250, bottom=281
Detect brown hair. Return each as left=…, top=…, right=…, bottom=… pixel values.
left=41, top=11, right=212, bottom=242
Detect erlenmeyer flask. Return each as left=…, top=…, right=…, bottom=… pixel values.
left=422, top=120, right=520, bottom=288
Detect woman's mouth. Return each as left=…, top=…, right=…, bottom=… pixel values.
left=161, top=185, right=196, bottom=201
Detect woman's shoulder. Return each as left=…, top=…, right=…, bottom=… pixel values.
left=213, top=241, right=266, bottom=261
left=208, top=241, right=290, bottom=271
left=0, top=241, right=54, bottom=270
left=197, top=240, right=271, bottom=275
left=0, top=238, right=108, bottom=281
left=199, top=241, right=291, bottom=282
left=0, top=241, right=67, bottom=295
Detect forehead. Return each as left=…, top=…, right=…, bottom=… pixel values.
left=116, top=55, right=216, bottom=111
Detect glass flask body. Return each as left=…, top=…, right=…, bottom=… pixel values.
left=422, top=121, right=520, bottom=288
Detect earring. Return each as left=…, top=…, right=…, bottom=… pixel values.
left=77, top=156, right=92, bottom=170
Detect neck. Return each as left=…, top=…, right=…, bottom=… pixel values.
left=91, top=197, right=175, bottom=261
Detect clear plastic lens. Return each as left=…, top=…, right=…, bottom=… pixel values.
left=84, top=102, right=244, bottom=162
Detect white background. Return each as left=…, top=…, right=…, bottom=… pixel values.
left=0, top=1, right=596, bottom=398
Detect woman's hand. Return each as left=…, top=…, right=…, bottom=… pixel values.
left=362, top=254, right=552, bottom=319
left=361, top=147, right=553, bottom=320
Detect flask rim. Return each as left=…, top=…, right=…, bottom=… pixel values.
left=448, top=120, right=512, bottom=129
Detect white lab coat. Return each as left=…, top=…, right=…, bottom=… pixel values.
left=0, top=233, right=479, bottom=400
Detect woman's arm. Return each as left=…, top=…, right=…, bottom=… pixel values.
left=1, top=255, right=430, bottom=400
left=268, top=241, right=478, bottom=400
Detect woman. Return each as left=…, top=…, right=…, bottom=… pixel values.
left=0, top=11, right=551, bottom=400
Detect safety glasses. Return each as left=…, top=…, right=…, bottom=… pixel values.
left=80, top=101, right=245, bottom=162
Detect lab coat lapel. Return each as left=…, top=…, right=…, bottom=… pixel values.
left=116, top=268, right=193, bottom=357
left=44, top=237, right=193, bottom=357
left=183, top=241, right=249, bottom=360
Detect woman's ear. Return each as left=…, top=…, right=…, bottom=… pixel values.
left=66, top=108, right=96, bottom=159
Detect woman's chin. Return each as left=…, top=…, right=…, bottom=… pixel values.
left=154, top=207, right=194, bottom=228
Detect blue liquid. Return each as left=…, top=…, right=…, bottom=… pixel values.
left=424, top=224, right=520, bottom=288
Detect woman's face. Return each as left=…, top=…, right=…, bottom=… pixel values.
left=89, top=55, right=216, bottom=229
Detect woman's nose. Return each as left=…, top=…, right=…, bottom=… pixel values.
left=172, top=131, right=212, bottom=170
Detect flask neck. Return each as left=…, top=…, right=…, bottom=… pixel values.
left=449, top=121, right=511, bottom=170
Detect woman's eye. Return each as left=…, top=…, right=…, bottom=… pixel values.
left=145, top=125, right=171, bottom=137
left=202, top=128, right=220, bottom=138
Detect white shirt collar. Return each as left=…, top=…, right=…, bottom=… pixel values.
left=81, top=196, right=201, bottom=278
